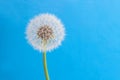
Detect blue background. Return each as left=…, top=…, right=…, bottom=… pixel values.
left=0, top=0, right=120, bottom=80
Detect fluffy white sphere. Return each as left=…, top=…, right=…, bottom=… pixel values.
left=26, top=13, right=65, bottom=52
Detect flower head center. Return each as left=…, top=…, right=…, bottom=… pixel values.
left=37, top=25, right=53, bottom=41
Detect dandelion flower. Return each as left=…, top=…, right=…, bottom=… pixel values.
left=25, top=13, right=65, bottom=80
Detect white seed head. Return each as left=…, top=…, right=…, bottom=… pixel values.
left=26, top=13, right=65, bottom=52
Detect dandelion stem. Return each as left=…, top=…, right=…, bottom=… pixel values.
left=43, top=51, right=50, bottom=80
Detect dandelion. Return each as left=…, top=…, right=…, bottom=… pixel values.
left=25, top=13, right=65, bottom=80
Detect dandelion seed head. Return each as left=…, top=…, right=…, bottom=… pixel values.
left=26, top=13, right=65, bottom=52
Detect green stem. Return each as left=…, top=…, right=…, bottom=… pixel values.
left=43, top=51, right=50, bottom=80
